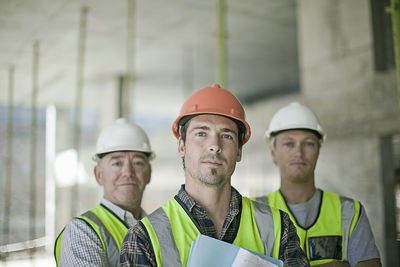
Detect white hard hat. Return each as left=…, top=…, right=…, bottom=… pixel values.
left=265, top=102, right=325, bottom=140
left=93, top=118, right=155, bottom=161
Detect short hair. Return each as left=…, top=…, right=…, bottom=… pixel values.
left=178, top=114, right=245, bottom=148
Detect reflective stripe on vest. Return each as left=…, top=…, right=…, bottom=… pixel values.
left=54, top=204, right=128, bottom=267
left=141, top=196, right=281, bottom=267
left=256, top=190, right=360, bottom=266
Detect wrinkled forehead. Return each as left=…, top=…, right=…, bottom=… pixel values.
left=101, top=150, right=149, bottom=161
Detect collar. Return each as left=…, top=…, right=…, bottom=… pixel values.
left=176, top=184, right=241, bottom=217
left=100, top=198, right=147, bottom=227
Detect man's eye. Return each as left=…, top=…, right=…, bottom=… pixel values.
left=133, top=161, right=144, bottom=166
left=222, top=134, right=233, bottom=140
left=304, top=141, right=316, bottom=147
left=112, top=161, right=122, bottom=166
left=195, top=132, right=206, bottom=137
left=283, top=142, right=294, bottom=148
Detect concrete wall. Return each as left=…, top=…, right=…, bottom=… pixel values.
left=236, top=0, right=399, bottom=265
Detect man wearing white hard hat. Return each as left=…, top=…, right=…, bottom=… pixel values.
left=255, top=102, right=381, bottom=267
left=54, top=118, right=155, bottom=267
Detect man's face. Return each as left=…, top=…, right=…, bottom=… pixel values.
left=271, top=130, right=320, bottom=184
left=94, top=151, right=151, bottom=209
left=178, top=114, right=242, bottom=187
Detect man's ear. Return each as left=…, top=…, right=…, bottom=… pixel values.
left=236, top=146, right=242, bottom=162
left=271, top=149, right=277, bottom=165
left=94, top=165, right=103, bottom=186
left=146, top=164, right=152, bottom=185
left=178, top=138, right=185, bottom=157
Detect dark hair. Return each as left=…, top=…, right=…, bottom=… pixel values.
left=179, top=114, right=245, bottom=148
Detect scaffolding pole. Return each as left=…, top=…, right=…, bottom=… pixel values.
left=216, top=0, right=227, bottom=87
left=121, top=0, right=136, bottom=119
left=29, top=41, right=40, bottom=257
left=388, top=0, right=400, bottom=110
left=2, top=66, right=14, bottom=253
left=71, top=7, right=89, bottom=218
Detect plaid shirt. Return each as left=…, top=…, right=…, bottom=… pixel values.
left=119, top=185, right=309, bottom=267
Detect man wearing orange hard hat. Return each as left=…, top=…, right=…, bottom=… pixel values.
left=120, top=84, right=309, bottom=267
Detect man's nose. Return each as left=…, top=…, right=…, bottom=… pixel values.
left=294, top=142, right=304, bottom=156
left=122, top=162, right=136, bottom=176
left=208, top=135, right=222, bottom=153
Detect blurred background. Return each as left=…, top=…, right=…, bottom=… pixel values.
left=0, top=0, right=399, bottom=266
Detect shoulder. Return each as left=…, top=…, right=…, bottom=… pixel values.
left=62, top=216, right=99, bottom=240
left=323, top=191, right=361, bottom=209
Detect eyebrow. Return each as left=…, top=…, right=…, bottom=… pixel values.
left=280, top=136, right=317, bottom=141
left=190, top=125, right=237, bottom=135
left=108, top=154, right=146, bottom=162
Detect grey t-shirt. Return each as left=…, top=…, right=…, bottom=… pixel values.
left=287, top=189, right=380, bottom=267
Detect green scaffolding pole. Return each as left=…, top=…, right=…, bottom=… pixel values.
left=3, top=66, right=14, bottom=250
left=29, top=40, right=40, bottom=255
left=216, top=0, right=227, bottom=87
left=388, top=0, right=400, bottom=110
left=122, top=0, right=136, bottom=120
left=71, top=7, right=89, bottom=218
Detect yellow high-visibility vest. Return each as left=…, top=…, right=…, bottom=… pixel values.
left=54, top=204, right=128, bottom=266
left=141, top=196, right=281, bottom=267
left=258, top=190, right=360, bottom=266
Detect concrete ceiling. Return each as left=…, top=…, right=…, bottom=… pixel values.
left=0, top=0, right=298, bottom=132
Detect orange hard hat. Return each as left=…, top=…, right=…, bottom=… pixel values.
left=172, top=84, right=251, bottom=144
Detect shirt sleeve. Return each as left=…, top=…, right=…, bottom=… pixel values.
left=119, top=221, right=157, bottom=267
left=60, top=218, right=108, bottom=267
left=347, top=205, right=381, bottom=266
left=279, top=210, right=310, bottom=267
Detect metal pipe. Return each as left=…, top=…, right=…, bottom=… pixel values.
left=123, top=0, right=136, bottom=119
left=71, top=7, right=89, bottom=218
left=216, top=0, right=227, bottom=87
left=3, top=65, right=14, bottom=251
left=388, top=0, right=400, bottom=110
left=29, top=41, right=40, bottom=256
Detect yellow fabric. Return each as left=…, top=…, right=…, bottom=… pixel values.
left=232, top=197, right=271, bottom=255
left=141, top=217, right=163, bottom=267
left=90, top=205, right=128, bottom=251
left=349, top=200, right=360, bottom=237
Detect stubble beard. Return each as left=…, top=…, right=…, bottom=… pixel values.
left=197, top=168, right=224, bottom=186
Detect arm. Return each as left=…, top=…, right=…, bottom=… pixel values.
left=279, top=210, right=310, bottom=267
left=313, top=259, right=382, bottom=267
left=119, top=221, right=156, bottom=267
left=347, top=206, right=382, bottom=267
left=60, top=218, right=107, bottom=267
left=355, top=259, right=382, bottom=267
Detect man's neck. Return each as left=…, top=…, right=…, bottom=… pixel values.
left=126, top=206, right=142, bottom=220
left=105, top=198, right=143, bottom=220
left=280, top=179, right=316, bottom=204
left=185, top=181, right=231, bottom=238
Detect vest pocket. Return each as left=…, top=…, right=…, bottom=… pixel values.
left=308, top=236, right=342, bottom=260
